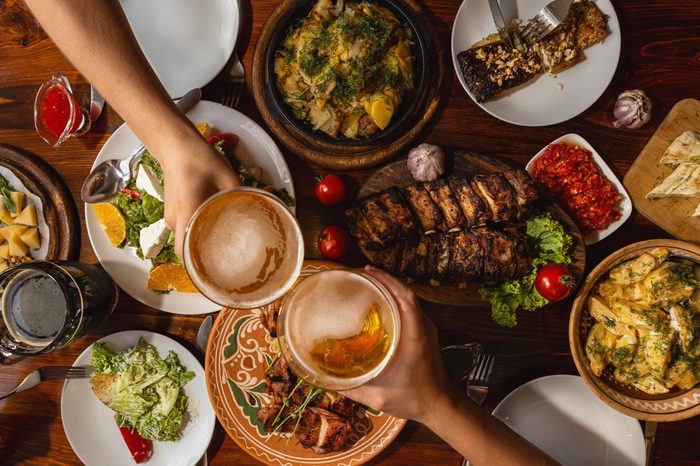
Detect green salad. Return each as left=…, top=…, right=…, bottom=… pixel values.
left=479, top=212, right=573, bottom=327
left=91, top=338, right=194, bottom=442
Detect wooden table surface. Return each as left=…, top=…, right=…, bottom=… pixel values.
left=1, top=0, right=699, bottom=465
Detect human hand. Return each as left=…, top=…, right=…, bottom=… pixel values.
left=341, top=266, right=454, bottom=423
left=158, top=131, right=241, bottom=258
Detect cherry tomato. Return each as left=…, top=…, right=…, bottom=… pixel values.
left=318, top=225, right=351, bottom=259
left=208, top=132, right=240, bottom=152
left=535, top=264, right=575, bottom=302
left=119, top=188, right=141, bottom=199
left=315, top=174, right=347, bottom=206
left=118, top=427, right=153, bottom=464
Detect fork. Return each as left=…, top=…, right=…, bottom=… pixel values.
left=221, top=50, right=245, bottom=108
left=467, top=353, right=495, bottom=407
left=520, top=0, right=573, bottom=46
left=0, top=366, right=93, bottom=401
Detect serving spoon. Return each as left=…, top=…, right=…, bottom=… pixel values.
left=80, top=88, right=202, bottom=204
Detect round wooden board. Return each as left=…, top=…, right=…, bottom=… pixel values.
left=251, top=0, right=446, bottom=170
left=569, top=240, right=700, bottom=421
left=0, top=144, right=80, bottom=260
left=358, top=151, right=586, bottom=307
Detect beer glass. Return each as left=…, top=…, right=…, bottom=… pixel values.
left=0, top=261, right=118, bottom=364
left=183, top=187, right=304, bottom=309
left=278, top=270, right=401, bottom=391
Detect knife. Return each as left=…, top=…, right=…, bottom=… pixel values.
left=194, top=315, right=213, bottom=466
left=488, top=0, right=514, bottom=48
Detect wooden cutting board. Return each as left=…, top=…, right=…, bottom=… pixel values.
left=358, top=151, right=586, bottom=307
left=623, top=98, right=700, bottom=244
left=0, top=144, right=80, bottom=260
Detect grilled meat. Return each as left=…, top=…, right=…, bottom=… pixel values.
left=346, top=169, right=540, bottom=251
left=448, top=176, right=490, bottom=226
left=296, top=407, right=353, bottom=454
left=369, top=227, right=531, bottom=284
left=423, top=179, right=465, bottom=231
left=259, top=302, right=280, bottom=337
left=471, top=174, right=519, bottom=223
left=502, top=169, right=539, bottom=219
left=400, top=184, right=443, bottom=232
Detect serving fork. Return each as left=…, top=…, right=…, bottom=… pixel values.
left=221, top=50, right=245, bottom=109
left=520, top=0, right=573, bottom=46
left=0, top=366, right=93, bottom=401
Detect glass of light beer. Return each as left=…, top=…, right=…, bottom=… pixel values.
left=278, top=269, right=401, bottom=391
left=183, top=187, right=304, bottom=309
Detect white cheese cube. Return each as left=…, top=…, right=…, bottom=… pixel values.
left=135, top=164, right=164, bottom=202
left=139, top=219, right=170, bottom=259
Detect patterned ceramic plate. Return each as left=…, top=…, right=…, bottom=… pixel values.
left=205, top=260, right=406, bottom=466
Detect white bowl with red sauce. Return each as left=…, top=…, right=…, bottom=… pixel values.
left=525, top=133, right=633, bottom=245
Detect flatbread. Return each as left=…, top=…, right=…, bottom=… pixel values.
left=646, top=163, right=700, bottom=199
left=659, top=131, right=700, bottom=167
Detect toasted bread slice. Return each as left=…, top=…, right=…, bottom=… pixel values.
left=91, top=373, right=119, bottom=405
left=659, top=131, right=700, bottom=166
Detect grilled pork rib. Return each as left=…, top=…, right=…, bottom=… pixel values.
left=346, top=169, right=539, bottom=250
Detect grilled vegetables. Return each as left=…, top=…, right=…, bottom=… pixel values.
left=346, top=169, right=540, bottom=285
left=346, top=169, right=539, bottom=252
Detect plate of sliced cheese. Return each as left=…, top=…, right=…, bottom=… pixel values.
left=623, top=98, right=700, bottom=244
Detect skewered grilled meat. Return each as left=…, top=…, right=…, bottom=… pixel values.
left=346, top=169, right=539, bottom=250
left=366, top=227, right=531, bottom=285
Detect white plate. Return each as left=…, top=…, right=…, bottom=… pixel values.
left=451, top=0, right=621, bottom=126
left=526, top=133, right=632, bottom=245
left=493, top=375, right=645, bottom=466
left=85, top=100, right=295, bottom=315
left=61, top=330, right=215, bottom=466
left=120, top=0, right=238, bottom=98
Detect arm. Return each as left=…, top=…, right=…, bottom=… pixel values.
left=343, top=266, right=559, bottom=466
left=24, top=0, right=240, bottom=256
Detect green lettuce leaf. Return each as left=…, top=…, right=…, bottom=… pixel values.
left=141, top=193, right=164, bottom=224
left=526, top=212, right=573, bottom=266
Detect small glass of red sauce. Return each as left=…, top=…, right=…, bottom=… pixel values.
left=34, top=73, right=91, bottom=147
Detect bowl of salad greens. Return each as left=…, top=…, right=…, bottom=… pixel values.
left=61, top=330, right=215, bottom=466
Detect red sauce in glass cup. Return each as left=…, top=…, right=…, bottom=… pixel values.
left=39, top=85, right=82, bottom=139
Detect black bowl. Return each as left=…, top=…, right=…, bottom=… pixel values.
left=264, top=0, right=429, bottom=148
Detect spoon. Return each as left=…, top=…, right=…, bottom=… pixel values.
left=81, top=88, right=202, bottom=204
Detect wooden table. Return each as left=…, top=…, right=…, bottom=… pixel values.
left=1, top=1, right=699, bottom=464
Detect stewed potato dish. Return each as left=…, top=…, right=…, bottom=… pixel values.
left=585, top=248, right=700, bottom=394
left=274, top=0, right=414, bottom=139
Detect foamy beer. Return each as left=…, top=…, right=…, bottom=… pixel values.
left=278, top=270, right=401, bottom=390
left=183, top=187, right=304, bottom=308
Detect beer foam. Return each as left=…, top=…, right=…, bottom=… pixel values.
left=287, top=271, right=387, bottom=353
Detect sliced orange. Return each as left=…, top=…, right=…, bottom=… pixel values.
left=195, top=122, right=214, bottom=139
left=147, top=263, right=198, bottom=293
left=91, top=203, right=126, bottom=247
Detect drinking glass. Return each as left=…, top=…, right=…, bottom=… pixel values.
left=277, top=269, right=401, bottom=391
left=183, top=187, right=304, bottom=309
left=0, top=261, right=118, bottom=364
left=34, top=73, right=91, bottom=147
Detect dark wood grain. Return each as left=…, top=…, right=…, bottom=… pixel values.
left=0, top=0, right=699, bottom=465
left=357, top=151, right=586, bottom=306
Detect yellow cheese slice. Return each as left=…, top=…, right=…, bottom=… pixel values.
left=20, top=227, right=40, bottom=249
left=0, top=244, right=9, bottom=260
left=8, top=235, right=28, bottom=257
left=14, top=204, right=37, bottom=227
left=9, top=192, right=25, bottom=216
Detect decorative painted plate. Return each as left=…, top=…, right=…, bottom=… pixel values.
left=205, top=260, right=406, bottom=466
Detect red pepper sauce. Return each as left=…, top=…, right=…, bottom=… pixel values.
left=39, top=86, right=81, bottom=139
left=531, top=143, right=621, bottom=233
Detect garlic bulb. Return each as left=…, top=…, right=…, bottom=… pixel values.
left=407, top=143, right=445, bottom=182
left=613, top=89, right=652, bottom=129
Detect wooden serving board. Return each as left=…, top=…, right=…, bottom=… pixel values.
left=623, top=98, right=700, bottom=244
left=0, top=144, right=80, bottom=260
left=358, top=151, right=586, bottom=307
